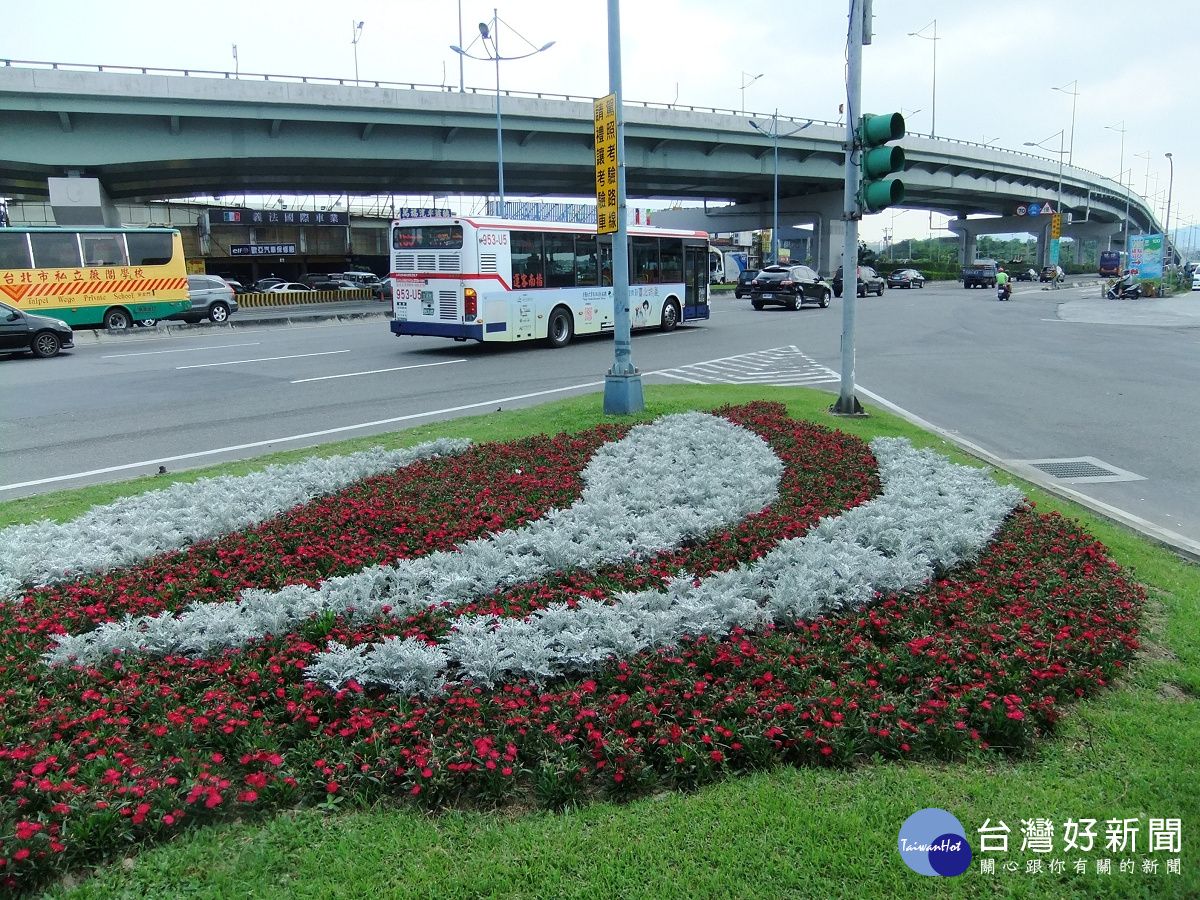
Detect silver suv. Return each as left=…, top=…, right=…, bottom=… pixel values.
left=178, top=275, right=237, bottom=323
left=137, top=276, right=238, bottom=326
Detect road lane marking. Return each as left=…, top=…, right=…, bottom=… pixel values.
left=4, top=346, right=871, bottom=494
left=0, top=379, right=607, bottom=492
left=177, top=350, right=350, bottom=369
left=291, top=359, right=466, bottom=383
left=103, top=342, right=262, bottom=358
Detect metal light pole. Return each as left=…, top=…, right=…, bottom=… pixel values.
left=749, top=112, right=812, bottom=265
left=740, top=72, right=763, bottom=115
left=602, top=0, right=642, bottom=415
left=457, top=1, right=465, bottom=91
left=351, top=20, right=364, bottom=85
left=1024, top=130, right=1066, bottom=289
left=907, top=20, right=937, bottom=138
left=1052, top=80, right=1079, bottom=166
left=1165, top=152, right=1174, bottom=264
left=1106, top=121, right=1127, bottom=250
left=451, top=13, right=554, bottom=210
left=232, top=44, right=238, bottom=79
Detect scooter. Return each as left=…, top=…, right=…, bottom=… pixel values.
left=997, top=282, right=1012, bottom=301
left=1105, top=278, right=1142, bottom=301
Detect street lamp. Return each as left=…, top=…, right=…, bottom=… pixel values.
left=1052, top=79, right=1079, bottom=166
left=749, top=111, right=813, bottom=264
left=351, top=20, right=364, bottom=85
left=1024, top=130, right=1066, bottom=289
left=451, top=10, right=554, bottom=208
left=1165, top=152, right=1174, bottom=262
left=1106, top=121, right=1128, bottom=250
left=907, top=20, right=938, bottom=138
left=740, top=72, right=763, bottom=115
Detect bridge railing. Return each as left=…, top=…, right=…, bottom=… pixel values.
left=0, top=57, right=1149, bottom=220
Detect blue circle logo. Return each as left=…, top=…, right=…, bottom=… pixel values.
left=898, top=808, right=973, bottom=877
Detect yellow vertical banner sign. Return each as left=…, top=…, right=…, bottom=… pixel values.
left=1050, top=213, right=1062, bottom=239
left=593, top=93, right=619, bottom=235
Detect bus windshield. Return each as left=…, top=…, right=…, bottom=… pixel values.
left=393, top=225, right=463, bottom=250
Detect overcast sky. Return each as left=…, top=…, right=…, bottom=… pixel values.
left=6, top=0, right=1196, bottom=242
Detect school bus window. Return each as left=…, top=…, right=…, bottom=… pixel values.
left=126, top=232, right=175, bottom=266
left=29, top=232, right=82, bottom=269
left=81, top=234, right=129, bottom=267
left=0, top=232, right=31, bottom=269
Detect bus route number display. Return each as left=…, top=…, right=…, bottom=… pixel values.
left=593, top=93, right=618, bottom=235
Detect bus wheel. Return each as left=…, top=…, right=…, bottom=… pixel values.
left=104, top=308, right=132, bottom=330
left=546, top=306, right=573, bottom=348
left=659, top=299, right=680, bottom=332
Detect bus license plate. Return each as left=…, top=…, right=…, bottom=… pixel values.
left=422, top=291, right=435, bottom=316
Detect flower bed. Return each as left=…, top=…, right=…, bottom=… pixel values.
left=0, top=403, right=1143, bottom=892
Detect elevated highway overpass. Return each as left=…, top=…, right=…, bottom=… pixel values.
left=0, top=60, right=1160, bottom=270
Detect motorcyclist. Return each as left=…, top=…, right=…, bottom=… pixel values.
left=996, top=266, right=1011, bottom=300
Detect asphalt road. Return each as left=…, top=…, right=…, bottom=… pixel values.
left=2, top=281, right=1198, bottom=553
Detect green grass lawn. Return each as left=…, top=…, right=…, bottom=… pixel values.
left=8, top=385, right=1197, bottom=899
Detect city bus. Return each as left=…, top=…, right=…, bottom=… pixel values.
left=388, top=216, right=710, bottom=348
left=0, top=227, right=190, bottom=330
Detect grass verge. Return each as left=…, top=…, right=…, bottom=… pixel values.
left=6, top=384, right=1196, bottom=900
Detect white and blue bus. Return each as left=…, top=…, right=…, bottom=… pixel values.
left=388, top=216, right=710, bottom=348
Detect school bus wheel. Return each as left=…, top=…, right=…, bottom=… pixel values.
left=103, top=307, right=132, bottom=331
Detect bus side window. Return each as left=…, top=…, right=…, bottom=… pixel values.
left=660, top=240, right=683, bottom=284
left=574, top=234, right=598, bottom=286
left=0, top=233, right=32, bottom=269
left=126, top=232, right=174, bottom=266
left=29, top=232, right=82, bottom=269
left=543, top=233, right=575, bottom=288
left=632, top=237, right=661, bottom=284
left=81, top=234, right=129, bottom=267
left=510, top=231, right=544, bottom=289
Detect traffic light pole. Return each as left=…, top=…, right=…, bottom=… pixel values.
left=833, top=0, right=865, bottom=416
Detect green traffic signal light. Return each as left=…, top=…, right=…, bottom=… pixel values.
left=857, top=112, right=906, bottom=214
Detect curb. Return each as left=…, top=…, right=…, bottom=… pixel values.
left=855, top=385, right=1200, bottom=565
left=79, top=311, right=392, bottom=343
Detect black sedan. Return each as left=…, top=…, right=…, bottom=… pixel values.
left=749, top=265, right=832, bottom=310
left=734, top=268, right=759, bottom=299
left=832, top=265, right=886, bottom=298
left=886, top=268, right=925, bottom=289
left=0, top=301, right=75, bottom=358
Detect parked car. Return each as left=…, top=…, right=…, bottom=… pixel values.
left=1039, top=265, right=1064, bottom=283
left=229, top=280, right=251, bottom=295
left=0, top=300, right=75, bottom=358
left=748, top=264, right=831, bottom=310
left=300, top=273, right=344, bottom=289
left=832, top=265, right=885, bottom=298
left=886, top=268, right=925, bottom=289
left=253, top=277, right=286, bottom=292
left=1014, top=268, right=1037, bottom=282
left=1192, top=271, right=1200, bottom=291
left=734, top=268, right=760, bottom=299
left=375, top=279, right=393, bottom=301
left=266, top=282, right=314, bottom=293
left=341, top=271, right=380, bottom=286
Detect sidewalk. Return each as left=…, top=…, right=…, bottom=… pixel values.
left=1056, top=293, right=1200, bottom=327
left=74, top=298, right=393, bottom=344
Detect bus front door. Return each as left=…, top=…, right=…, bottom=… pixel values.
left=685, top=246, right=709, bottom=318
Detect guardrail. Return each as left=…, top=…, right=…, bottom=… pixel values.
left=236, top=288, right=377, bottom=307
left=0, top=57, right=1146, bottom=218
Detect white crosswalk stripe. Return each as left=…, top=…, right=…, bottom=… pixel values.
left=651, top=345, right=840, bottom=386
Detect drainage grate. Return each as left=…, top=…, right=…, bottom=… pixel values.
left=1029, top=461, right=1115, bottom=479
left=1015, top=457, right=1145, bottom=484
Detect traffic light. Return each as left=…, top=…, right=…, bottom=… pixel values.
left=858, top=112, right=906, bottom=214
